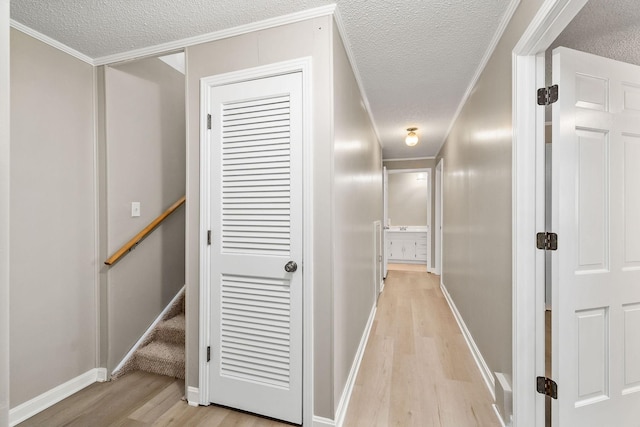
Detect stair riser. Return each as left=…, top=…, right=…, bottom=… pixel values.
left=154, top=327, right=185, bottom=345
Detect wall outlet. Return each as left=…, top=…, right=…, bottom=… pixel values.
left=131, top=202, right=141, bottom=217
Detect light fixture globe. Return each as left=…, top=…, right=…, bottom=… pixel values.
left=405, top=127, right=419, bottom=146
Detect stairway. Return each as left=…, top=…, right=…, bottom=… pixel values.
left=114, top=291, right=185, bottom=380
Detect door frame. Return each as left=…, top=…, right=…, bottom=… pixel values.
left=434, top=159, right=443, bottom=277
left=512, top=0, right=588, bottom=425
left=373, top=220, right=383, bottom=298
left=385, top=168, right=432, bottom=271
left=198, top=57, right=314, bottom=426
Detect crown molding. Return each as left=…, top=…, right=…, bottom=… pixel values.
left=10, top=19, right=95, bottom=65
left=331, top=7, right=383, bottom=147
left=437, top=0, right=521, bottom=155
left=93, top=4, right=337, bottom=66
left=383, top=156, right=436, bottom=162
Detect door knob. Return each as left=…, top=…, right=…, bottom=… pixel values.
left=284, top=261, right=298, bottom=273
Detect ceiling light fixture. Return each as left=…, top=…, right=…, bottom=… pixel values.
left=405, top=127, right=419, bottom=147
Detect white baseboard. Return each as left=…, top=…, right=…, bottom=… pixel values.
left=96, top=367, right=108, bottom=382
left=380, top=279, right=385, bottom=293
left=9, top=368, right=104, bottom=426
left=493, top=404, right=510, bottom=427
left=187, top=386, right=199, bottom=407
left=313, top=415, right=336, bottom=427
left=112, top=285, right=185, bottom=376
left=440, top=281, right=496, bottom=400
left=333, top=304, right=377, bottom=427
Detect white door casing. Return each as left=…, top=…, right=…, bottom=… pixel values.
left=383, top=166, right=389, bottom=278
left=373, top=221, right=382, bottom=298
left=435, top=158, right=443, bottom=276
left=552, top=47, right=640, bottom=426
left=199, top=59, right=312, bottom=425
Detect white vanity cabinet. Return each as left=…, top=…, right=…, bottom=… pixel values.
left=386, top=230, right=428, bottom=263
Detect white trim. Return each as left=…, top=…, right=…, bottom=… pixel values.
left=111, top=285, right=185, bottom=376
left=198, top=58, right=314, bottom=427
left=9, top=368, right=104, bottom=426
left=313, top=416, right=336, bottom=427
left=386, top=167, right=430, bottom=175
left=9, top=20, right=94, bottom=65
left=94, top=5, right=336, bottom=65
left=440, top=281, right=495, bottom=399
left=382, top=156, right=435, bottom=162
left=331, top=9, right=381, bottom=146
left=92, top=67, right=101, bottom=370
left=187, top=387, right=200, bottom=407
left=385, top=167, right=433, bottom=271
left=333, top=305, right=377, bottom=427
left=439, top=0, right=521, bottom=154
left=511, top=1, right=587, bottom=426
left=493, top=404, right=509, bottom=427
left=96, top=368, right=108, bottom=382
left=198, top=68, right=212, bottom=406
left=434, top=158, right=443, bottom=276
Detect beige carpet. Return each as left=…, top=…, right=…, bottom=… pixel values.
left=113, top=292, right=185, bottom=380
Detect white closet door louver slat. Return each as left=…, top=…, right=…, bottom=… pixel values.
left=221, top=94, right=292, bottom=257
left=220, top=274, right=291, bottom=389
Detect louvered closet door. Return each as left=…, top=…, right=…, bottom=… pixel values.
left=208, top=72, right=303, bottom=424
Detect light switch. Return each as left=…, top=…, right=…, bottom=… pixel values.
left=131, top=202, right=141, bottom=217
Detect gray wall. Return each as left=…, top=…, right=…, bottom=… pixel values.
left=104, top=57, right=185, bottom=372
left=0, top=1, right=9, bottom=425
left=10, top=29, right=96, bottom=407
left=331, top=20, right=383, bottom=410
left=387, top=172, right=429, bottom=226
left=435, top=0, right=544, bottom=387
left=184, top=16, right=335, bottom=418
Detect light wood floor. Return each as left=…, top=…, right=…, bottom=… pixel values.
left=387, top=263, right=427, bottom=272
left=17, top=371, right=289, bottom=427
left=20, top=268, right=499, bottom=427
left=343, top=269, right=500, bottom=427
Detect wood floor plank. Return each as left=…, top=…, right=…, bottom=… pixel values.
left=343, top=269, right=500, bottom=427
left=19, top=267, right=498, bottom=427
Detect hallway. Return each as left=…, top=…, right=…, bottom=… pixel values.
left=343, top=269, right=500, bottom=426
left=17, top=269, right=499, bottom=426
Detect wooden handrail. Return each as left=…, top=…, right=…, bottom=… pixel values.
left=104, top=196, right=186, bottom=266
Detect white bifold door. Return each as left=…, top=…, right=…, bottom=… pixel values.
left=552, top=47, right=640, bottom=426
left=206, top=71, right=303, bottom=424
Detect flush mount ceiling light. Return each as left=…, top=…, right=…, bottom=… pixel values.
left=405, top=127, right=419, bottom=147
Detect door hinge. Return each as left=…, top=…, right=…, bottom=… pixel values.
left=537, top=376, right=558, bottom=399
left=536, top=232, right=558, bottom=251
left=207, top=230, right=211, bottom=245
left=207, top=114, right=212, bottom=130
left=207, top=346, right=211, bottom=362
left=537, top=84, right=559, bottom=105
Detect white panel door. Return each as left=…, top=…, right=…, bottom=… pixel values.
left=552, top=47, right=640, bottom=426
left=208, top=72, right=303, bottom=424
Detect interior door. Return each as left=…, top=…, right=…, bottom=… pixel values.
left=207, top=71, right=303, bottom=424
left=552, top=47, right=640, bottom=426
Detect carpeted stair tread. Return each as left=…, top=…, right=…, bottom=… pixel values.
left=136, top=341, right=185, bottom=379
left=155, top=313, right=185, bottom=345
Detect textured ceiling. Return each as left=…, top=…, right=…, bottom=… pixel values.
left=551, top=0, right=640, bottom=67
left=10, top=0, right=514, bottom=159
